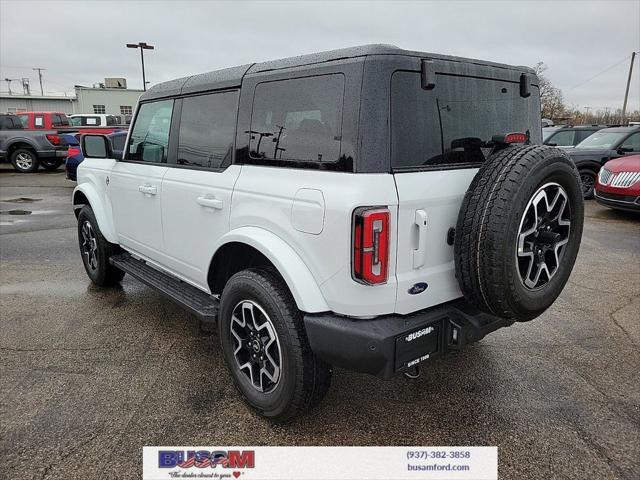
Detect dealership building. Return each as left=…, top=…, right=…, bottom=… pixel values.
left=0, top=78, right=143, bottom=116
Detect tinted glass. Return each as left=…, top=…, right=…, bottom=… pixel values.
left=51, top=114, right=63, bottom=127
left=548, top=130, right=575, bottom=146
left=106, top=115, right=117, bottom=126
left=177, top=91, right=238, bottom=169
left=620, top=132, right=640, bottom=151
left=70, top=117, right=82, bottom=126
left=391, top=71, right=541, bottom=169
left=576, top=129, right=598, bottom=143
left=127, top=100, right=173, bottom=163
left=576, top=132, right=625, bottom=149
left=18, top=115, right=28, bottom=128
left=249, top=74, right=344, bottom=163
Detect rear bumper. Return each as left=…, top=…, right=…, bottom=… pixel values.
left=594, top=190, right=640, bottom=212
left=304, top=299, right=513, bottom=379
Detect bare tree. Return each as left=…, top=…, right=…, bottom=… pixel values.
left=533, top=62, right=566, bottom=120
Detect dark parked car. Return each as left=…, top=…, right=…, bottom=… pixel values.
left=64, top=131, right=127, bottom=181
left=544, top=125, right=607, bottom=148
left=565, top=126, right=640, bottom=198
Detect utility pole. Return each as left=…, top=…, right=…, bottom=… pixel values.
left=621, top=52, right=637, bottom=125
left=33, top=67, right=45, bottom=95
left=126, top=42, right=155, bottom=91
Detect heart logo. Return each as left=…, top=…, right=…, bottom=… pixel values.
left=232, top=472, right=241, bottom=479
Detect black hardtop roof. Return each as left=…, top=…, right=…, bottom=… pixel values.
left=141, top=44, right=536, bottom=101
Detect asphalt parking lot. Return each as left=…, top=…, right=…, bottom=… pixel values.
left=0, top=164, right=638, bottom=480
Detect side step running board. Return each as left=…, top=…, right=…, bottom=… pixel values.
left=110, top=253, right=218, bottom=324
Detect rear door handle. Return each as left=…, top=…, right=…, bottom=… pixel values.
left=196, top=195, right=223, bottom=210
left=138, top=184, right=157, bottom=195
left=413, top=209, right=428, bottom=268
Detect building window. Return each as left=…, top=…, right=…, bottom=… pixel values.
left=93, top=105, right=106, bottom=114
left=120, top=105, right=133, bottom=115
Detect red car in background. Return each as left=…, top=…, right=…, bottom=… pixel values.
left=595, top=155, right=640, bottom=213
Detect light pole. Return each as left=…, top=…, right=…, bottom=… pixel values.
left=126, top=42, right=154, bottom=91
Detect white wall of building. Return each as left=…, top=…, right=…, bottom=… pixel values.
left=0, top=86, right=143, bottom=115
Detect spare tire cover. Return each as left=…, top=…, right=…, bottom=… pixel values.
left=454, top=145, right=584, bottom=321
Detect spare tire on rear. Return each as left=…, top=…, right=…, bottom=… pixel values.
left=454, top=144, right=584, bottom=321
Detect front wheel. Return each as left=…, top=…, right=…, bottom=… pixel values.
left=579, top=169, right=597, bottom=199
left=219, top=268, right=332, bottom=421
left=77, top=205, right=125, bottom=286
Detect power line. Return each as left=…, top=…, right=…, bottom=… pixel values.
left=566, top=54, right=636, bottom=91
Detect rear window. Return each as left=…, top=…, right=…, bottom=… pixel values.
left=249, top=74, right=344, bottom=165
left=391, top=71, right=541, bottom=170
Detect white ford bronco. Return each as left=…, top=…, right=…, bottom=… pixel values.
left=73, top=45, right=584, bottom=421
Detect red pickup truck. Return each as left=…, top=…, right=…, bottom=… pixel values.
left=17, top=112, right=126, bottom=135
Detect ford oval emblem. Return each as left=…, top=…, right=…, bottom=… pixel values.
left=408, top=282, right=428, bottom=295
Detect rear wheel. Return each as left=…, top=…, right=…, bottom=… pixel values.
left=41, top=158, right=63, bottom=171
left=10, top=148, right=39, bottom=173
left=578, top=168, right=597, bottom=199
left=219, top=268, right=332, bottom=421
left=455, top=145, right=584, bottom=321
left=77, top=205, right=125, bottom=286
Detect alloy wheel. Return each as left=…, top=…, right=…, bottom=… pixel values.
left=230, top=300, right=282, bottom=393
left=15, top=152, right=33, bottom=171
left=516, top=182, right=571, bottom=290
left=81, top=221, right=99, bottom=271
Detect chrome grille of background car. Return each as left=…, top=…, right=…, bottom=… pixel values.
left=610, top=171, right=640, bottom=188
left=598, top=168, right=612, bottom=185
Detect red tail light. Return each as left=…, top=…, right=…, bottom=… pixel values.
left=45, top=134, right=60, bottom=146
left=68, top=147, right=81, bottom=157
left=352, top=207, right=390, bottom=285
left=503, top=132, right=527, bottom=144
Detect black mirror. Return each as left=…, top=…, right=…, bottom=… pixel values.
left=617, top=146, right=633, bottom=154
left=82, top=134, right=112, bottom=158
left=547, top=142, right=557, bottom=147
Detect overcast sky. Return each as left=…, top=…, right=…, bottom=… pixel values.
left=1, top=0, right=638, bottom=112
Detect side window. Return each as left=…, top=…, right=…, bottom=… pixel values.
left=70, top=117, right=81, bottom=126
left=620, top=133, right=640, bottom=152
left=126, top=99, right=174, bottom=163
left=51, top=114, right=64, bottom=127
left=176, top=91, right=238, bottom=170
left=548, top=130, right=575, bottom=146
left=85, top=117, right=99, bottom=126
left=106, top=115, right=117, bottom=126
left=249, top=74, right=344, bottom=163
left=18, top=115, right=29, bottom=128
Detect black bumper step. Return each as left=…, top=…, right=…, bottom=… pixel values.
left=110, top=253, right=218, bottom=324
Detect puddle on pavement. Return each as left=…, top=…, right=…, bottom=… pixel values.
left=1, top=197, right=42, bottom=203
left=1, top=209, right=32, bottom=215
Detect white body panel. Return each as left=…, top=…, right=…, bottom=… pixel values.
left=76, top=157, right=476, bottom=317
left=393, top=169, right=478, bottom=314
left=109, top=162, right=168, bottom=261
left=160, top=165, right=241, bottom=287
left=231, top=165, right=399, bottom=317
